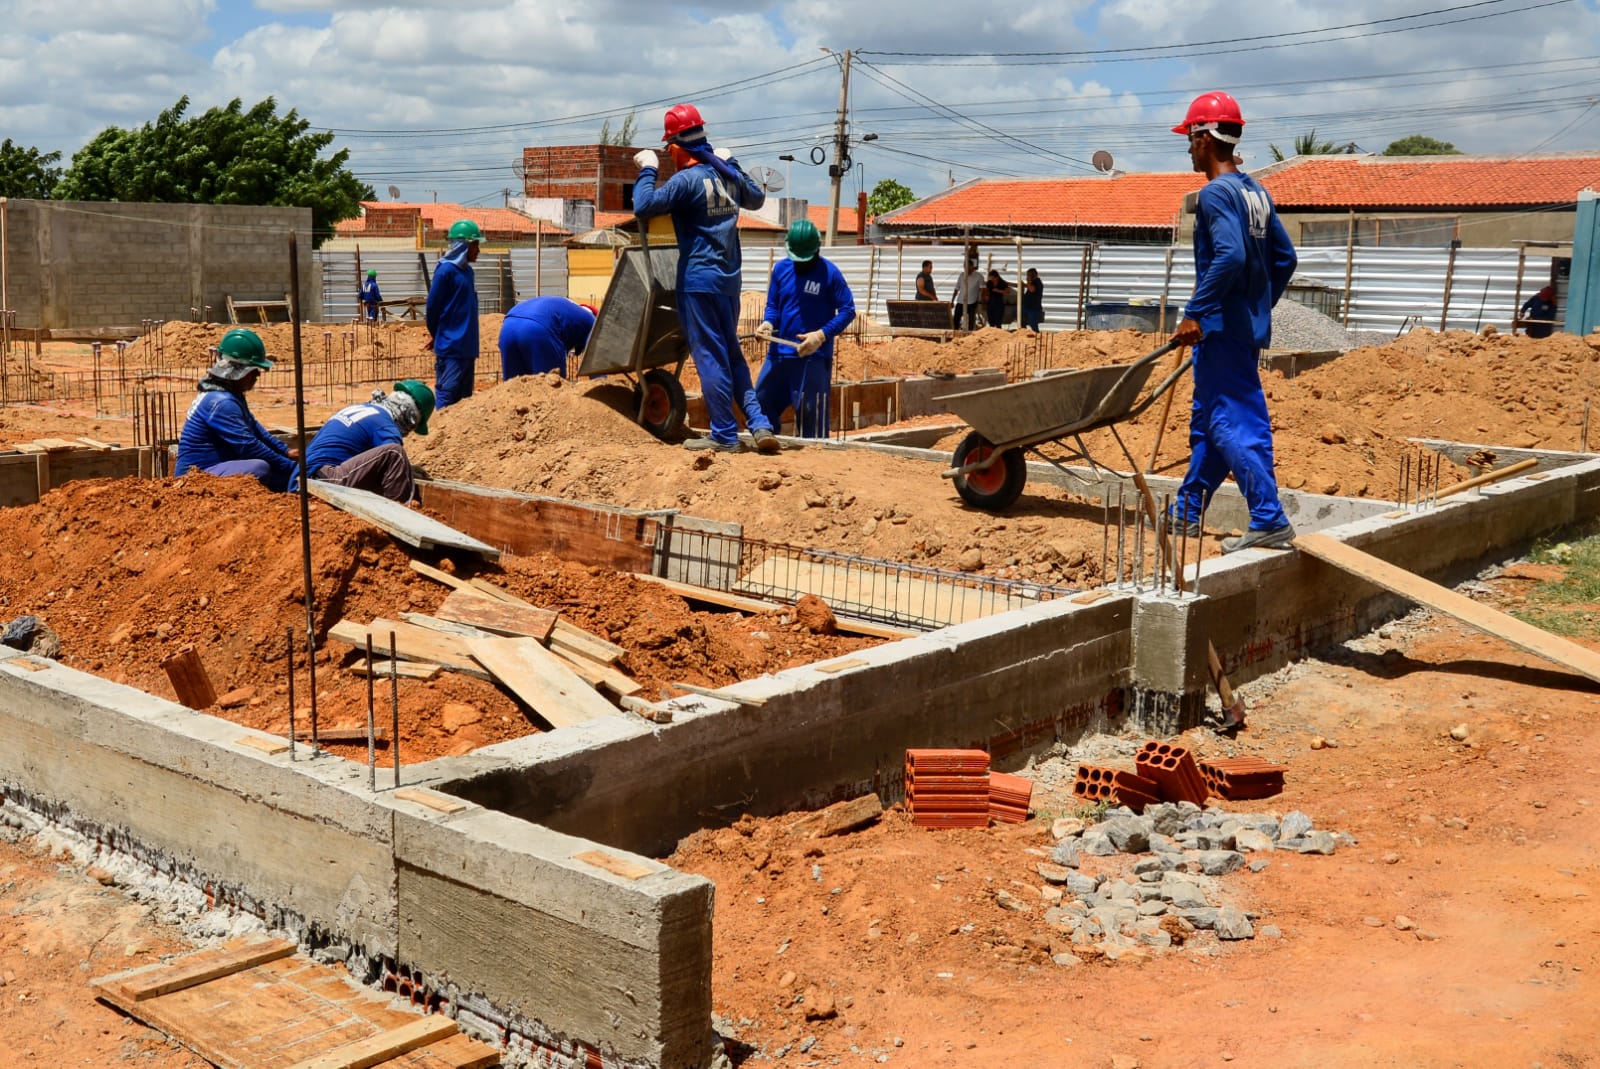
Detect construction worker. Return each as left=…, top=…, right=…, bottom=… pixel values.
left=426, top=219, right=482, bottom=408
left=174, top=328, right=296, bottom=491
left=1168, top=91, right=1299, bottom=553
left=295, top=380, right=434, bottom=503
left=498, top=296, right=598, bottom=380
left=360, top=269, right=382, bottom=321
left=1520, top=285, right=1558, bottom=339
left=632, top=103, right=780, bottom=454
left=754, top=219, right=855, bottom=438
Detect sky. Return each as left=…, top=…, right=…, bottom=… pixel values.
left=3, top=0, right=1599, bottom=221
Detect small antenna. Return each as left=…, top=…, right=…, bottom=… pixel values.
left=1092, top=150, right=1115, bottom=174
left=387, top=185, right=401, bottom=200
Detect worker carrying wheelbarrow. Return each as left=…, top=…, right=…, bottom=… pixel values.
left=1168, top=91, right=1299, bottom=553
left=754, top=219, right=856, bottom=438
left=632, top=103, right=781, bottom=455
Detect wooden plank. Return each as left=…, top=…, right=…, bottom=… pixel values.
left=572, top=849, right=656, bottom=881
left=400, top=613, right=496, bottom=639
left=328, top=619, right=490, bottom=680
left=287, top=726, right=389, bottom=745
left=464, top=636, right=619, bottom=728
left=549, top=619, right=626, bottom=664
left=1, top=656, right=50, bottom=672
left=307, top=480, right=500, bottom=560
left=283, top=1016, right=459, bottom=1069
left=790, top=793, right=884, bottom=839
left=1296, top=532, right=1600, bottom=688
left=348, top=659, right=442, bottom=681
left=417, top=478, right=659, bottom=570
left=161, top=646, right=217, bottom=709
left=550, top=643, right=643, bottom=697
left=671, top=681, right=767, bottom=706
left=409, top=559, right=472, bottom=591
left=382, top=1034, right=499, bottom=1069
left=75, top=437, right=115, bottom=450
left=93, top=938, right=296, bottom=1003
left=466, top=577, right=533, bottom=606
left=814, top=657, right=869, bottom=674
left=393, top=787, right=469, bottom=814
left=437, top=589, right=557, bottom=641
left=237, top=736, right=291, bottom=756
left=631, top=572, right=913, bottom=639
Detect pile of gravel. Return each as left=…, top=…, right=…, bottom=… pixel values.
left=1271, top=297, right=1391, bottom=352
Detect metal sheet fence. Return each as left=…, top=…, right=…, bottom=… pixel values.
left=317, top=248, right=567, bottom=322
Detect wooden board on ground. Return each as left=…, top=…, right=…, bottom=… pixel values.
left=789, top=793, right=884, bottom=839
left=161, top=646, right=217, bottom=709
left=550, top=644, right=644, bottom=697
left=436, top=589, right=557, bottom=641
left=1295, top=532, right=1600, bottom=689
left=349, top=658, right=442, bottom=681
left=464, top=636, right=619, bottom=728
left=459, top=574, right=630, bottom=662
left=307, top=481, right=500, bottom=560
left=572, top=849, right=657, bottom=881
left=93, top=938, right=498, bottom=1069
left=417, top=479, right=659, bottom=571
left=734, top=558, right=1008, bottom=632
left=409, top=559, right=471, bottom=591
left=631, top=572, right=915, bottom=639
left=328, top=619, right=489, bottom=680
left=287, top=725, right=389, bottom=746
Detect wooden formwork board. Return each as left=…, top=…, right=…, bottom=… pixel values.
left=92, top=937, right=499, bottom=1068
left=0, top=443, right=150, bottom=506
left=416, top=479, right=659, bottom=570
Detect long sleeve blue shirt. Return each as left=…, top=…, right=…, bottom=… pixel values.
left=504, top=296, right=597, bottom=352
left=632, top=159, right=765, bottom=297
left=1186, top=171, right=1297, bottom=350
left=301, top=402, right=402, bottom=484
left=175, top=386, right=295, bottom=488
left=763, top=258, right=856, bottom=361
left=426, top=259, right=479, bottom=361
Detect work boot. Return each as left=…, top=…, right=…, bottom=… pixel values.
left=683, top=436, right=745, bottom=454
left=1220, top=524, right=1297, bottom=553
left=1142, top=511, right=1201, bottom=538
left=751, top=428, right=782, bottom=455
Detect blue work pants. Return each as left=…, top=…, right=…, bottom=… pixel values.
left=499, top=318, right=567, bottom=380
left=678, top=292, right=771, bottom=444
left=1172, top=336, right=1289, bottom=531
left=756, top=356, right=832, bottom=438
left=434, top=356, right=476, bottom=409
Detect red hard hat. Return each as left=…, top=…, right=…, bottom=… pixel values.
left=577, top=302, right=598, bottom=317
left=662, top=103, right=706, bottom=143
left=1173, top=91, right=1245, bottom=136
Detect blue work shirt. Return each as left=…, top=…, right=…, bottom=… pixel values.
left=301, top=402, right=402, bottom=484
left=1185, top=171, right=1297, bottom=350
left=360, top=278, right=382, bottom=306
left=763, top=258, right=856, bottom=362
left=426, top=257, right=479, bottom=361
left=504, top=296, right=597, bottom=353
left=175, top=385, right=295, bottom=489
left=632, top=159, right=765, bottom=297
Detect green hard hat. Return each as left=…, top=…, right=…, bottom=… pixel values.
left=216, top=328, right=273, bottom=370
left=785, top=218, right=821, bottom=262
left=394, top=379, right=435, bottom=435
left=448, top=218, right=484, bottom=242
left=366, top=268, right=377, bottom=278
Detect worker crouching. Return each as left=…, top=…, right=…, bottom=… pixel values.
left=175, top=328, right=297, bottom=491
left=296, top=380, right=435, bottom=503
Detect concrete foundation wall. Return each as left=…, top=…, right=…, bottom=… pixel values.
left=1, top=200, right=316, bottom=329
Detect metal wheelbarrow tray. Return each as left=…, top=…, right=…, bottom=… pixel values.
left=577, top=243, right=691, bottom=439
left=940, top=339, right=1189, bottom=512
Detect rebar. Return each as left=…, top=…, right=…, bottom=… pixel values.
left=1196, top=497, right=1208, bottom=590
left=1116, top=484, right=1127, bottom=588
left=286, top=626, right=297, bottom=761
left=390, top=632, right=401, bottom=788
left=1399, top=455, right=1407, bottom=510
left=1584, top=400, right=1592, bottom=453
left=366, top=633, right=377, bottom=792
left=1133, top=489, right=1144, bottom=591
left=1177, top=500, right=1189, bottom=597
left=1100, top=486, right=1109, bottom=586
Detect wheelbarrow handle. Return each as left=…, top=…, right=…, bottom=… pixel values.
left=1077, top=338, right=1186, bottom=428
left=739, top=331, right=807, bottom=348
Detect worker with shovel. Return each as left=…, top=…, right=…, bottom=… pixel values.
left=293, top=380, right=435, bottom=503
left=754, top=219, right=855, bottom=438
left=1168, top=91, right=1298, bottom=553
left=426, top=219, right=482, bottom=409
left=632, top=103, right=780, bottom=454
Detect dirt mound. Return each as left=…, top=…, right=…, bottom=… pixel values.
left=144, top=318, right=506, bottom=370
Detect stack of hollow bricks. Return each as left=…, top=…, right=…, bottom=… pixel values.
left=905, top=749, right=1033, bottom=827
left=1075, top=742, right=1285, bottom=813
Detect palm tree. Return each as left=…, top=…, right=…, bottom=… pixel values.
left=1269, top=129, right=1339, bottom=162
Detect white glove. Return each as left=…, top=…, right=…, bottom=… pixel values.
left=755, top=320, right=774, bottom=340
left=797, top=330, right=826, bottom=357
left=633, top=149, right=659, bottom=170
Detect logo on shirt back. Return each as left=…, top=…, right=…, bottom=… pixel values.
left=804, top=279, right=822, bottom=296
left=701, top=175, right=737, bottom=217
left=1241, top=187, right=1271, bottom=237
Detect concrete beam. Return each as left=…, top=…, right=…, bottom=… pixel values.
left=1409, top=437, right=1598, bottom=475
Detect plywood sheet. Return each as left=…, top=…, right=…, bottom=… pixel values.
left=307, top=480, right=500, bottom=560
left=436, top=589, right=557, bottom=641
left=464, top=636, right=619, bottom=728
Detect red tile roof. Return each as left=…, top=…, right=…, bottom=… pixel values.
left=590, top=205, right=864, bottom=235
left=1256, top=153, right=1600, bottom=209
left=335, top=202, right=567, bottom=238
left=881, top=173, right=1205, bottom=229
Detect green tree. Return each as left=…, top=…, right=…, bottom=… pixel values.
left=1382, top=134, right=1461, bottom=156
left=1268, top=129, right=1342, bottom=162
left=867, top=177, right=916, bottom=218
left=55, top=97, right=372, bottom=246
left=599, top=112, right=639, bottom=146
left=0, top=139, right=63, bottom=198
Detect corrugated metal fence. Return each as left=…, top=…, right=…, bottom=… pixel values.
left=319, top=242, right=1536, bottom=336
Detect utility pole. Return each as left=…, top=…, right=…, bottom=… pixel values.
left=826, top=48, right=853, bottom=248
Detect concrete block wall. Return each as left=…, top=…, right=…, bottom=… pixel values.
left=2, top=200, right=314, bottom=329
left=0, top=648, right=714, bottom=1069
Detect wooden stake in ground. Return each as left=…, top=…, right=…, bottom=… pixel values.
left=161, top=646, right=216, bottom=709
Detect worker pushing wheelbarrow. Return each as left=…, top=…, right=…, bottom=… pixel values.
left=941, top=339, right=1189, bottom=512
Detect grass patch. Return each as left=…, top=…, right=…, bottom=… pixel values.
left=1512, top=533, right=1600, bottom=638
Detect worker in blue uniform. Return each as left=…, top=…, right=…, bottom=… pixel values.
left=426, top=219, right=482, bottom=408
left=174, top=328, right=296, bottom=491
left=498, top=296, right=598, bottom=379
left=294, top=380, right=434, bottom=502
left=754, top=219, right=855, bottom=439
left=632, top=103, right=780, bottom=454
left=1168, top=91, right=1299, bottom=553
left=360, top=269, right=382, bottom=321
left=1519, top=285, right=1557, bottom=339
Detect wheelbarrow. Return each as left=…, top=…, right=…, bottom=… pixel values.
left=576, top=229, right=691, bottom=440
left=940, top=339, right=1190, bottom=512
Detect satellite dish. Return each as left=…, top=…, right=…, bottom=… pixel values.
left=752, top=166, right=785, bottom=194
left=1092, top=150, right=1115, bottom=173
left=387, top=185, right=401, bottom=200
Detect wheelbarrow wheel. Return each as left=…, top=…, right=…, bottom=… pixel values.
left=953, top=431, right=1026, bottom=512
left=635, top=368, right=687, bottom=440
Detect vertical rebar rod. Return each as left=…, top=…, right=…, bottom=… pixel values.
left=366, top=633, right=377, bottom=792
left=1398, top=456, right=1407, bottom=510
left=1132, top=489, right=1143, bottom=591
left=1584, top=400, right=1592, bottom=453
left=1101, top=486, right=1109, bottom=587
left=1116, top=484, right=1126, bottom=587
left=1159, top=493, right=1169, bottom=594
left=1432, top=454, right=1441, bottom=509
left=286, top=627, right=297, bottom=761
left=290, top=232, right=320, bottom=753
left=390, top=632, right=401, bottom=788
left=1177, top=504, right=1188, bottom=597
left=1196, top=497, right=1208, bottom=590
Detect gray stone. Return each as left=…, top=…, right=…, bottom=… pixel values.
left=1082, top=832, right=1118, bottom=857
left=1258, top=924, right=1282, bottom=939
left=1215, top=907, right=1254, bottom=940
left=1298, top=831, right=1337, bottom=855
left=1198, top=850, right=1246, bottom=875
left=1149, top=833, right=1184, bottom=855
left=1139, top=929, right=1174, bottom=948
left=1050, top=839, right=1082, bottom=868
left=1279, top=810, right=1314, bottom=840
left=1134, top=884, right=1164, bottom=902
left=1104, top=818, right=1151, bottom=854
left=1137, top=871, right=1163, bottom=884
left=1145, top=803, right=1186, bottom=837
left=1179, top=907, right=1219, bottom=930
left=1196, top=830, right=1237, bottom=851
left=1235, top=815, right=1281, bottom=839
left=1234, top=829, right=1275, bottom=853
left=1276, top=837, right=1305, bottom=851
left=1132, top=857, right=1165, bottom=875
left=995, top=889, right=1031, bottom=913
left=1052, top=952, right=1081, bottom=968
left=1162, top=881, right=1210, bottom=909
left=1036, top=862, right=1073, bottom=884
left=1065, top=873, right=1100, bottom=897
left=1137, top=900, right=1168, bottom=917
left=1248, top=859, right=1270, bottom=874
left=1176, top=801, right=1203, bottom=814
